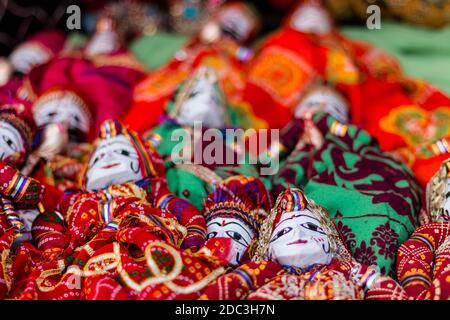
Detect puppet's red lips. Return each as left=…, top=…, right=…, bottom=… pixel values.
left=287, top=239, right=308, bottom=246
left=101, top=163, right=120, bottom=169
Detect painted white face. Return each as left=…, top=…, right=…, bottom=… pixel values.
left=295, top=89, right=349, bottom=123
left=290, top=3, right=332, bottom=34
left=85, top=135, right=143, bottom=191
left=34, top=95, right=90, bottom=134
left=0, top=120, right=26, bottom=164
left=177, top=78, right=226, bottom=128
left=9, top=43, right=51, bottom=74
left=207, top=217, right=254, bottom=266
left=268, top=208, right=332, bottom=270
left=217, top=7, right=253, bottom=43
left=85, top=30, right=120, bottom=56
left=442, top=178, right=450, bottom=221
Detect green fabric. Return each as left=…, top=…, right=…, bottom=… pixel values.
left=341, top=21, right=450, bottom=94
left=151, top=122, right=183, bottom=158
left=271, top=112, right=421, bottom=276
left=65, top=32, right=88, bottom=51
left=166, top=163, right=260, bottom=211
left=165, top=167, right=214, bottom=211
left=129, top=32, right=189, bottom=70
left=305, top=182, right=412, bottom=277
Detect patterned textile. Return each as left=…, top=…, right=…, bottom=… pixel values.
left=365, top=222, right=450, bottom=300
left=136, top=176, right=207, bottom=250
left=241, top=2, right=360, bottom=129
left=396, top=222, right=450, bottom=299
left=81, top=228, right=230, bottom=300
left=347, top=67, right=450, bottom=187
left=0, top=161, right=45, bottom=299
left=0, top=161, right=44, bottom=208
left=16, top=225, right=231, bottom=300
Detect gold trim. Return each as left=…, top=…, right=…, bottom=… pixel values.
left=426, top=158, right=450, bottom=222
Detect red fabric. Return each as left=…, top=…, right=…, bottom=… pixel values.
left=25, top=56, right=145, bottom=138
left=123, top=37, right=247, bottom=134
left=82, top=230, right=232, bottom=300
left=25, top=29, right=66, bottom=56
left=199, top=260, right=283, bottom=300
left=354, top=75, right=450, bottom=187
left=18, top=229, right=116, bottom=300
left=0, top=160, right=45, bottom=207
left=396, top=222, right=450, bottom=300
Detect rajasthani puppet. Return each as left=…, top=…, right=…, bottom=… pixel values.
left=200, top=188, right=388, bottom=300
left=63, top=119, right=206, bottom=251
left=12, top=119, right=207, bottom=299
left=203, top=175, right=273, bottom=267
left=264, top=83, right=351, bottom=169
left=270, top=111, right=422, bottom=276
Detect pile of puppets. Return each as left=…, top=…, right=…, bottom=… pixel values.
left=0, top=0, right=449, bottom=300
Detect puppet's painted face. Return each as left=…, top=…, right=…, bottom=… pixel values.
left=207, top=217, right=254, bottom=266
left=217, top=6, right=254, bottom=43
left=85, top=135, right=143, bottom=191
left=295, top=89, right=349, bottom=123
left=9, top=43, right=51, bottom=74
left=176, top=77, right=226, bottom=128
left=34, top=94, right=91, bottom=141
left=290, top=3, right=332, bottom=34
left=0, top=120, right=26, bottom=167
left=268, top=208, right=332, bottom=270
left=442, top=178, right=450, bottom=221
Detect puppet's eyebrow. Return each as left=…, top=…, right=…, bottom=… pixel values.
left=276, top=213, right=320, bottom=228
left=208, top=221, right=253, bottom=239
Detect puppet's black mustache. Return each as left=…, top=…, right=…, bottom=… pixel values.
left=130, top=161, right=140, bottom=174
